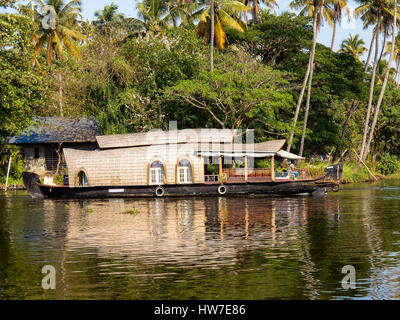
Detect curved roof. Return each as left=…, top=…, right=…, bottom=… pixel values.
left=96, top=128, right=239, bottom=149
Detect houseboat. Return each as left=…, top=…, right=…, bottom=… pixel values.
left=22, top=128, right=341, bottom=199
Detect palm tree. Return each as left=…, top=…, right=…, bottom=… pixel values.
left=355, top=0, right=392, bottom=161
left=375, top=58, right=396, bottom=83
left=195, top=0, right=250, bottom=50
left=93, top=2, right=124, bottom=34
left=330, top=0, right=351, bottom=50
left=385, top=34, right=400, bottom=86
left=244, top=0, right=278, bottom=23
left=32, top=0, right=87, bottom=116
left=132, top=0, right=196, bottom=35
left=339, top=34, right=368, bottom=61
left=32, top=0, right=87, bottom=65
left=286, top=0, right=335, bottom=156
left=364, top=0, right=397, bottom=160
left=133, top=0, right=171, bottom=35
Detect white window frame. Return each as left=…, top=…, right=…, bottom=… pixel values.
left=178, top=163, right=192, bottom=184
left=150, top=167, right=163, bottom=185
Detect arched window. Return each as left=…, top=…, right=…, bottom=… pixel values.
left=77, top=170, right=88, bottom=187
left=178, top=159, right=192, bottom=183
left=150, top=161, right=164, bottom=185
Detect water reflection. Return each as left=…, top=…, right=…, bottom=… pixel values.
left=1, top=184, right=400, bottom=299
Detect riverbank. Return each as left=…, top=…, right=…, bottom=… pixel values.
left=0, top=176, right=24, bottom=190
left=301, top=161, right=389, bottom=183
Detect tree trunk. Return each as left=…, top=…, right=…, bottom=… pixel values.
left=297, top=10, right=319, bottom=164
left=377, top=26, right=387, bottom=67
left=58, top=72, right=63, bottom=117
left=364, top=2, right=397, bottom=161
left=360, top=13, right=380, bottom=161
left=364, top=28, right=376, bottom=73
left=330, top=20, right=337, bottom=50
left=396, top=58, right=400, bottom=88
left=210, top=0, right=214, bottom=72
left=286, top=53, right=312, bottom=152
left=252, top=0, right=259, bottom=23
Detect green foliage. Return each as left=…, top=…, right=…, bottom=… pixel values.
left=377, top=154, right=400, bottom=175
left=165, top=49, right=294, bottom=134
left=0, top=13, right=44, bottom=138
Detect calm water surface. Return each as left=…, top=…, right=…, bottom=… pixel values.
left=1, top=181, right=400, bottom=300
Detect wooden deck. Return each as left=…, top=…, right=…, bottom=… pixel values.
left=204, top=176, right=318, bottom=184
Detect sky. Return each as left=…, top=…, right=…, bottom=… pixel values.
left=5, top=0, right=377, bottom=60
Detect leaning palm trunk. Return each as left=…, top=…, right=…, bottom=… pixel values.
left=364, top=2, right=397, bottom=160
left=286, top=52, right=313, bottom=152
left=252, top=0, right=260, bottom=23
left=396, top=58, right=400, bottom=88
left=377, top=26, right=387, bottom=67
left=360, top=13, right=381, bottom=161
left=297, top=9, right=320, bottom=163
left=330, top=20, right=337, bottom=50
left=364, top=28, right=376, bottom=73
left=210, top=0, right=214, bottom=72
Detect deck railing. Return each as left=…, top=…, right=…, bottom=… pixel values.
left=223, top=168, right=271, bottom=177
left=204, top=175, right=219, bottom=183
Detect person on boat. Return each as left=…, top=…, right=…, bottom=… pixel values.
left=280, top=158, right=288, bottom=172
left=289, top=161, right=299, bottom=179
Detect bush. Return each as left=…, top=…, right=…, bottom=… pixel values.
left=377, top=154, right=399, bottom=175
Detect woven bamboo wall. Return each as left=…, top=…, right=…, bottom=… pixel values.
left=63, top=143, right=204, bottom=187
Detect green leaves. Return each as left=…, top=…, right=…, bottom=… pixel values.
left=165, top=51, right=294, bottom=132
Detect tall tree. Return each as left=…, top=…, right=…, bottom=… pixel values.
left=93, top=2, right=124, bottom=34
left=31, top=0, right=87, bottom=116
left=355, top=0, right=391, bottom=161
left=244, top=0, right=278, bottom=23
left=286, top=0, right=334, bottom=154
left=385, top=34, right=400, bottom=86
left=364, top=0, right=398, bottom=159
left=196, top=0, right=250, bottom=51
left=339, top=34, right=368, bottom=61
left=330, top=0, right=351, bottom=50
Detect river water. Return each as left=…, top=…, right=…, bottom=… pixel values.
left=1, top=181, right=400, bottom=300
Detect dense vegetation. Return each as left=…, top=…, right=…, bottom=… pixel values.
left=2, top=0, right=400, bottom=181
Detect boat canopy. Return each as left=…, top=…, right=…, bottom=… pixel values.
left=276, top=150, right=305, bottom=160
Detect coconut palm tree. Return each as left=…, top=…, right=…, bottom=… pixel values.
left=339, top=34, right=368, bottom=61
left=286, top=0, right=335, bottom=156
left=196, top=0, right=250, bottom=50
left=330, top=0, right=351, bottom=50
left=32, top=0, right=87, bottom=65
left=244, top=0, right=278, bottom=23
left=93, top=2, right=125, bottom=34
left=31, top=0, right=87, bottom=117
left=385, top=34, right=400, bottom=86
left=364, top=0, right=397, bottom=160
left=355, top=0, right=393, bottom=161
left=131, top=0, right=197, bottom=34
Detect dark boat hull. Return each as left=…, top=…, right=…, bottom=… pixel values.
left=23, top=172, right=339, bottom=199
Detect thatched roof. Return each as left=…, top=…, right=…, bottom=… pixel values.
left=96, top=128, right=239, bottom=149
left=9, top=117, right=100, bottom=144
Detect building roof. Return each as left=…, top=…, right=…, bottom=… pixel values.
left=96, top=128, right=239, bottom=149
left=9, top=117, right=101, bottom=144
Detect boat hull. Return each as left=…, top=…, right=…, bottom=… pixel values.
left=23, top=172, right=338, bottom=199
